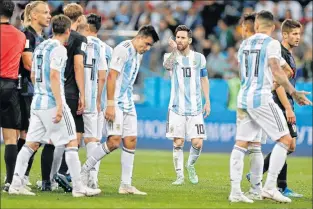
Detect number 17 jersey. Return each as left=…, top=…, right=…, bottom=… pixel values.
left=237, top=33, right=282, bottom=109
left=163, top=50, right=208, bottom=116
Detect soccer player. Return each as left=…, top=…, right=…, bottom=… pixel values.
left=8, top=14, right=101, bottom=197
left=17, top=0, right=51, bottom=189
left=74, top=13, right=109, bottom=189
left=163, top=25, right=211, bottom=185
left=80, top=25, right=159, bottom=195
left=229, top=10, right=311, bottom=203
left=262, top=19, right=304, bottom=198
left=0, top=0, right=26, bottom=192
left=49, top=3, right=87, bottom=192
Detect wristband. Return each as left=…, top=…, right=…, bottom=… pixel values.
left=107, top=100, right=115, bottom=107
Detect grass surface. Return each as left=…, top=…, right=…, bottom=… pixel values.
left=1, top=145, right=312, bottom=208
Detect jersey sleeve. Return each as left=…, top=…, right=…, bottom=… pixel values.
left=74, top=36, right=87, bottom=56
left=200, top=54, right=208, bottom=77
left=50, top=46, right=67, bottom=72
left=98, top=44, right=108, bottom=71
left=267, top=40, right=281, bottom=60
left=23, top=30, right=36, bottom=53
left=109, top=45, right=128, bottom=73
left=280, top=57, right=287, bottom=66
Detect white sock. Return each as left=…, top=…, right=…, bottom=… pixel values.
left=121, top=147, right=135, bottom=186
left=50, top=145, right=65, bottom=180
left=187, top=144, right=201, bottom=167
left=230, top=145, right=246, bottom=195
left=81, top=142, right=110, bottom=173
left=173, top=146, right=184, bottom=177
left=65, top=147, right=83, bottom=191
left=264, top=142, right=288, bottom=190
left=248, top=145, right=263, bottom=193
left=11, top=145, right=34, bottom=187
left=86, top=142, right=100, bottom=182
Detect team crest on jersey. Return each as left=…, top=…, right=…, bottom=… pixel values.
left=81, top=42, right=87, bottom=52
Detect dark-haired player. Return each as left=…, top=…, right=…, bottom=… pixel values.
left=80, top=25, right=159, bottom=195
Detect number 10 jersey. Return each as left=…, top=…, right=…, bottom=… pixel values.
left=163, top=50, right=208, bottom=116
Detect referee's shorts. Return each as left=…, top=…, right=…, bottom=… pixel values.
left=0, top=78, right=21, bottom=129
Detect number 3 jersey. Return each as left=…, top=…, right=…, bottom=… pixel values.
left=237, top=33, right=282, bottom=109
left=31, top=39, right=67, bottom=110
left=163, top=50, right=208, bottom=116
left=84, top=36, right=109, bottom=113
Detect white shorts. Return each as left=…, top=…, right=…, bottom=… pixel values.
left=26, top=105, right=76, bottom=147
left=250, top=129, right=268, bottom=144
left=97, top=111, right=104, bottom=140
left=236, top=102, right=289, bottom=142
left=83, top=112, right=98, bottom=138
left=166, top=110, right=206, bottom=141
left=106, top=107, right=137, bottom=138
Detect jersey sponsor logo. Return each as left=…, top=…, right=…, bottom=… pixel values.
left=25, top=39, right=29, bottom=49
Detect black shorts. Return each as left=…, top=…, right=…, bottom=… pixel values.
left=283, top=112, right=298, bottom=138
left=66, top=98, right=84, bottom=133
left=20, top=95, right=32, bottom=131
left=0, top=79, right=21, bottom=129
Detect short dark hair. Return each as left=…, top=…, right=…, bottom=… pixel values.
left=175, top=25, right=192, bottom=38
left=281, top=19, right=302, bottom=33
left=0, top=1, right=15, bottom=18
left=137, top=25, right=159, bottom=43
left=256, top=10, right=274, bottom=22
left=51, top=14, right=72, bottom=35
left=86, top=13, right=101, bottom=32
left=240, top=13, right=256, bottom=32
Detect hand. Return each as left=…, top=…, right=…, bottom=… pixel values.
left=291, top=91, right=312, bottom=106
left=53, top=105, right=63, bottom=123
left=203, top=102, right=211, bottom=118
left=77, top=96, right=85, bottom=115
left=285, top=107, right=296, bottom=124
left=168, top=37, right=177, bottom=50
left=105, top=106, right=115, bottom=121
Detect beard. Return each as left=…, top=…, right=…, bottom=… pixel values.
left=177, top=43, right=188, bottom=51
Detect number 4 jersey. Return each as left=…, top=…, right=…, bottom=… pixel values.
left=31, top=39, right=67, bottom=110
left=84, top=36, right=109, bottom=113
left=163, top=50, right=208, bottom=116
left=237, top=33, right=282, bottom=109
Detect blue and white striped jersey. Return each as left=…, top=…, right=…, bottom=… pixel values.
left=100, top=43, right=113, bottom=111
left=84, top=36, right=109, bottom=113
left=163, top=50, right=208, bottom=116
left=237, top=33, right=282, bottom=109
left=31, top=39, right=67, bottom=110
left=109, top=40, right=142, bottom=112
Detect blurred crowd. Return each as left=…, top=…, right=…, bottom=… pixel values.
left=10, top=0, right=312, bottom=83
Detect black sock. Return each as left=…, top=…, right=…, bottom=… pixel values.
left=17, top=138, right=26, bottom=152
left=263, top=152, right=272, bottom=174
left=41, top=144, right=55, bottom=181
left=278, top=162, right=288, bottom=191
left=25, top=150, right=37, bottom=177
left=4, top=144, right=18, bottom=184
left=58, top=152, right=68, bottom=175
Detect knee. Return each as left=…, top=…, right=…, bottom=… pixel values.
left=247, top=142, right=262, bottom=154
left=278, top=134, right=293, bottom=149
left=235, top=140, right=249, bottom=149
left=26, top=142, right=40, bottom=151
left=106, top=136, right=122, bottom=151
left=174, top=138, right=184, bottom=147
left=191, top=138, right=203, bottom=149
left=123, top=136, right=137, bottom=150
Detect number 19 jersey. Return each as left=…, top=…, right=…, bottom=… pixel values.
left=84, top=36, right=108, bottom=113
left=237, top=33, right=282, bottom=109
left=31, top=39, right=67, bottom=110
left=163, top=50, right=208, bottom=116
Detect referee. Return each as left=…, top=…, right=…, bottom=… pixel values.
left=0, top=1, right=26, bottom=192
left=51, top=3, right=87, bottom=191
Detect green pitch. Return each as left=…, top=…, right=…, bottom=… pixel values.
left=1, top=145, right=312, bottom=208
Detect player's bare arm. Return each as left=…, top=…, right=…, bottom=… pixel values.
left=281, top=63, right=294, bottom=78
left=97, top=70, right=106, bottom=113
left=74, top=54, right=85, bottom=114
left=105, top=69, right=119, bottom=121
left=22, top=52, right=32, bottom=71
left=276, top=86, right=296, bottom=124
left=50, top=69, right=63, bottom=123
left=269, top=57, right=312, bottom=106
left=201, top=76, right=211, bottom=118
left=163, top=38, right=179, bottom=70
